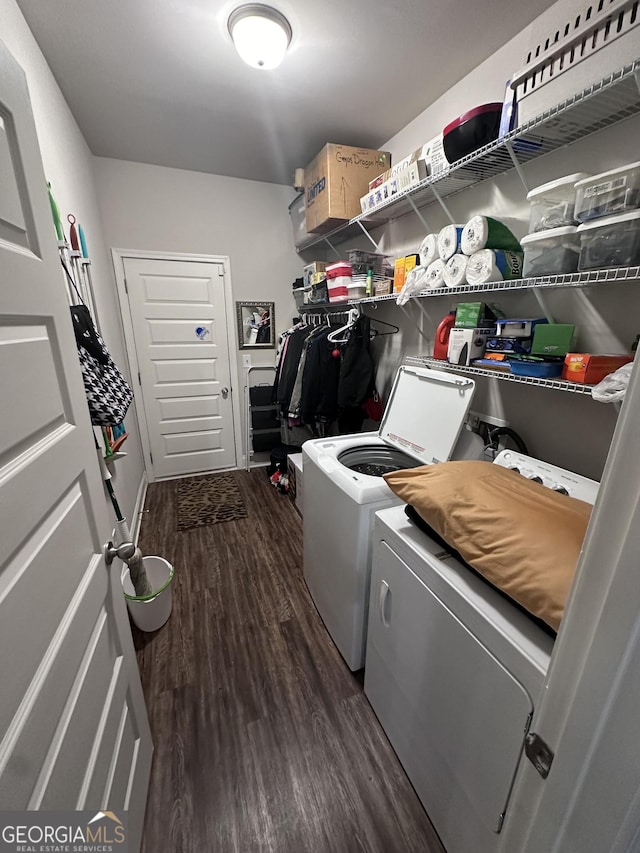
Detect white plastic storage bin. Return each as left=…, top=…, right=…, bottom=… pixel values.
left=575, top=162, right=640, bottom=222
left=526, top=173, right=590, bottom=232
left=293, top=286, right=305, bottom=310
left=347, top=281, right=368, bottom=300
left=510, top=0, right=640, bottom=126
left=577, top=210, right=640, bottom=270
left=289, top=192, right=312, bottom=249
left=521, top=226, right=581, bottom=277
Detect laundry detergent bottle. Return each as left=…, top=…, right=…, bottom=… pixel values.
left=433, top=310, right=456, bottom=360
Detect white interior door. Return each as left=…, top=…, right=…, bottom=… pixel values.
left=122, top=257, right=237, bottom=480
left=0, top=39, right=151, bottom=848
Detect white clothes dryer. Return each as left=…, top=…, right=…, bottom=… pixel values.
left=302, top=365, right=476, bottom=670
left=363, top=450, right=598, bottom=853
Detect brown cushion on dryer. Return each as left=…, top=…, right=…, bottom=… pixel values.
left=383, top=460, right=592, bottom=631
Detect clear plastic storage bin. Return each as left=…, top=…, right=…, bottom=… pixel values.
left=577, top=211, right=640, bottom=271
left=521, top=226, right=581, bottom=277
left=575, top=162, right=640, bottom=222
left=526, top=173, right=589, bottom=232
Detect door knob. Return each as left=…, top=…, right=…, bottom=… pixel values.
left=221, top=387, right=229, bottom=399
left=104, top=540, right=136, bottom=566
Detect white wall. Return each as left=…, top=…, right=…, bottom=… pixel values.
left=321, top=11, right=640, bottom=481
left=0, top=0, right=146, bottom=527
left=93, top=157, right=303, bottom=463
left=93, top=157, right=302, bottom=337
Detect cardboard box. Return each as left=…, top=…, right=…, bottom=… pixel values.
left=302, top=262, right=327, bottom=288
left=393, top=257, right=406, bottom=293
left=305, top=144, right=391, bottom=234
left=448, top=328, right=493, bottom=365
left=454, top=302, right=497, bottom=329
left=531, top=324, right=576, bottom=358
left=404, top=254, right=419, bottom=277
left=562, top=353, right=633, bottom=384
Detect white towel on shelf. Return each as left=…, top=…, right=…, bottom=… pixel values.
left=443, top=253, right=469, bottom=288
left=418, top=233, right=438, bottom=267
left=437, top=224, right=465, bottom=261
left=425, top=259, right=446, bottom=289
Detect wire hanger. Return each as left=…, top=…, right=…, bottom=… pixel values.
left=364, top=313, right=399, bottom=336
left=327, top=307, right=360, bottom=343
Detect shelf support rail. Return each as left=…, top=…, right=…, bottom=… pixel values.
left=356, top=219, right=382, bottom=252
left=399, top=299, right=431, bottom=344
left=504, top=140, right=530, bottom=193
left=429, top=184, right=456, bottom=224
left=323, top=237, right=342, bottom=258
left=406, top=195, right=433, bottom=234
left=532, top=288, right=555, bottom=323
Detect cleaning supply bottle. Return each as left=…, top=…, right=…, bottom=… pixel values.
left=366, top=267, right=374, bottom=297
left=433, top=310, right=456, bottom=360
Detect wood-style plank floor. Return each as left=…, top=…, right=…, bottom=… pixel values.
left=134, top=469, right=444, bottom=853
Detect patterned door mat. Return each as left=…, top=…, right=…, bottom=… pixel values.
left=176, top=472, right=248, bottom=531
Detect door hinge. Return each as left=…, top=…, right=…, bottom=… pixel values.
left=124, top=277, right=128, bottom=294
left=496, top=812, right=505, bottom=833
left=149, top=451, right=153, bottom=464
left=525, top=732, right=554, bottom=779
left=137, top=370, right=141, bottom=385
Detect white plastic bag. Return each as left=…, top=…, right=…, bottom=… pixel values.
left=591, top=363, right=634, bottom=403
left=396, top=265, right=429, bottom=306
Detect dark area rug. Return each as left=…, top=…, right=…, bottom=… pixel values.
left=176, top=472, right=248, bottom=531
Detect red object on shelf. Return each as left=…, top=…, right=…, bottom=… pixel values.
left=433, top=311, right=456, bottom=360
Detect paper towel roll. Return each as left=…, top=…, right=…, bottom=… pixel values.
left=437, top=224, right=465, bottom=261
left=425, top=259, right=446, bottom=289
left=461, top=215, right=522, bottom=256
left=443, top=254, right=469, bottom=288
left=418, top=233, right=438, bottom=267
left=466, top=249, right=524, bottom=286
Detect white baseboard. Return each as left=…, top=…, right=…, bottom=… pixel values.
left=129, top=471, right=149, bottom=543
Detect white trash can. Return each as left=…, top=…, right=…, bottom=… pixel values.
left=121, top=555, right=174, bottom=632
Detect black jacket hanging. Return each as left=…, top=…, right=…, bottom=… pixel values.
left=338, top=315, right=374, bottom=407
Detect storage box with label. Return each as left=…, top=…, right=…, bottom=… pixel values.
left=302, top=262, right=328, bottom=288
left=448, top=328, right=492, bottom=365
left=562, top=353, right=633, bottom=384
left=305, top=144, right=391, bottom=234
left=454, top=302, right=497, bottom=329
left=531, top=323, right=576, bottom=357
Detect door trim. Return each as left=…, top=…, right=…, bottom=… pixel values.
left=111, top=249, right=243, bottom=481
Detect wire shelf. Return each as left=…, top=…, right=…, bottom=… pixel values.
left=300, top=60, right=640, bottom=250
left=298, top=266, right=640, bottom=310
left=405, top=356, right=595, bottom=394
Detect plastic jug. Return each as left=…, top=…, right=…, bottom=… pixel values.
left=433, top=311, right=456, bottom=360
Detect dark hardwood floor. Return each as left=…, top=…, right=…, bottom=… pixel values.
left=134, top=469, right=444, bottom=853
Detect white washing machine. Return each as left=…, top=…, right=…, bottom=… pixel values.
left=364, top=451, right=599, bottom=853
left=302, top=365, right=477, bottom=670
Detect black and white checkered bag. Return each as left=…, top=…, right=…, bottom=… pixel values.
left=70, top=303, right=133, bottom=427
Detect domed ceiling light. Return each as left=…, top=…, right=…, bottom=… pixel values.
left=228, top=4, right=292, bottom=70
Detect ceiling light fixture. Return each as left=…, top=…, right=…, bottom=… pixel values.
left=228, top=4, right=292, bottom=70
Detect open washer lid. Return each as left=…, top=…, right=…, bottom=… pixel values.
left=378, top=365, right=475, bottom=466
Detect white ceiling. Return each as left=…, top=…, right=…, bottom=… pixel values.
left=17, top=0, right=558, bottom=186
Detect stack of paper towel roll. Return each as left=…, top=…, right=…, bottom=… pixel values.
left=415, top=216, right=523, bottom=291
left=437, top=216, right=523, bottom=287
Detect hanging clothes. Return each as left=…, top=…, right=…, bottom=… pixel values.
left=300, top=326, right=341, bottom=426
left=274, top=324, right=314, bottom=413
left=337, top=315, right=374, bottom=433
